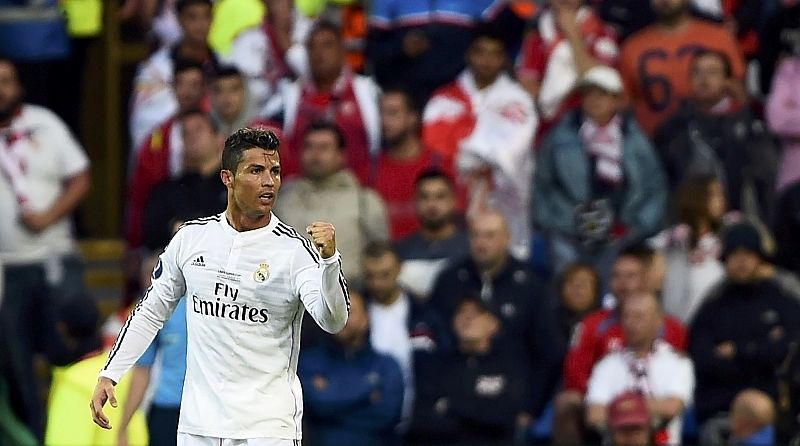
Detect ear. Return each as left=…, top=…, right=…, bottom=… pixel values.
left=220, top=169, right=233, bottom=188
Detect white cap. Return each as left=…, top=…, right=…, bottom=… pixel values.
left=580, top=65, right=623, bottom=94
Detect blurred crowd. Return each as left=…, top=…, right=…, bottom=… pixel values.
left=2, top=0, right=800, bottom=445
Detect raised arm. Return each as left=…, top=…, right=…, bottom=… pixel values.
left=295, top=222, right=349, bottom=334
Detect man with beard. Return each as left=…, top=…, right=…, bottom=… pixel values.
left=395, top=169, right=470, bottom=300
left=0, top=57, right=92, bottom=441
left=618, top=0, right=746, bottom=136
left=372, top=89, right=444, bottom=240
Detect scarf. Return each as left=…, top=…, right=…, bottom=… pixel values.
left=580, top=115, right=624, bottom=186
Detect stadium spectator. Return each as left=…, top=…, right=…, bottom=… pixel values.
left=552, top=244, right=687, bottom=445
left=142, top=110, right=226, bottom=253
left=649, top=175, right=727, bottom=324
left=264, top=20, right=381, bottom=182
left=689, top=222, right=800, bottom=425
left=533, top=66, right=667, bottom=281
left=299, top=291, right=404, bottom=446
left=607, top=392, right=656, bottom=446
left=362, top=241, right=451, bottom=422
left=129, top=0, right=219, bottom=153
left=44, top=297, right=149, bottom=445
left=618, top=0, right=745, bottom=135
left=372, top=89, right=443, bottom=241
left=274, top=122, right=388, bottom=284
left=554, top=262, right=602, bottom=353
left=222, top=0, right=312, bottom=112
left=367, top=0, right=498, bottom=106
left=691, top=0, right=762, bottom=59
left=428, top=209, right=561, bottom=420
left=125, top=60, right=207, bottom=249
left=593, top=0, right=656, bottom=40
left=423, top=29, right=537, bottom=259
left=209, top=66, right=258, bottom=137
left=406, top=296, right=533, bottom=445
left=655, top=50, right=778, bottom=223
left=516, top=0, right=619, bottom=138
left=729, top=389, right=777, bottom=446
left=758, top=0, right=800, bottom=94
left=586, top=292, right=695, bottom=445
left=0, top=58, right=91, bottom=441
left=395, top=169, right=470, bottom=300
left=766, top=56, right=800, bottom=193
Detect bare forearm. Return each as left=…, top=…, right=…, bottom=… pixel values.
left=47, top=170, right=91, bottom=224
left=565, top=31, right=597, bottom=76
left=586, top=404, right=607, bottom=429
left=648, top=397, right=684, bottom=422
left=119, top=366, right=151, bottom=431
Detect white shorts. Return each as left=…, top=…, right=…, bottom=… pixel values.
left=177, top=433, right=300, bottom=446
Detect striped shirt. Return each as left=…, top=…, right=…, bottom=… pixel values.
left=100, top=212, right=349, bottom=440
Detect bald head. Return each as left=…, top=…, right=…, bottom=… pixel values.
left=730, top=389, right=776, bottom=439
left=469, top=209, right=510, bottom=272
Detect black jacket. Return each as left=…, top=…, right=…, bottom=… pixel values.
left=689, top=278, right=800, bottom=422
left=429, top=255, right=563, bottom=416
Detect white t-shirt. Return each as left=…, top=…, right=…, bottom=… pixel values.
left=0, top=104, right=89, bottom=263
left=586, top=341, right=695, bottom=444
left=369, top=293, right=414, bottom=419
left=100, top=213, right=350, bottom=440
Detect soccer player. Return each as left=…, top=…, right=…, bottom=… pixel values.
left=89, top=128, right=350, bottom=445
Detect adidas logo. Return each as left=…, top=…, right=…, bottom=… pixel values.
left=191, top=256, right=206, bottom=267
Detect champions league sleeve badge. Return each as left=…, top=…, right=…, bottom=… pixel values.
left=253, top=262, right=270, bottom=283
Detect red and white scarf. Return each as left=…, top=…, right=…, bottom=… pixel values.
left=0, top=125, right=32, bottom=211
left=579, top=115, right=623, bottom=186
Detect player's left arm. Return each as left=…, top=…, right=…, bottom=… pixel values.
left=294, top=221, right=349, bottom=334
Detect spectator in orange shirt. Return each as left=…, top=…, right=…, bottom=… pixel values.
left=618, top=0, right=745, bottom=135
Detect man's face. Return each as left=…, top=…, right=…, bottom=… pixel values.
left=182, top=114, right=218, bottom=165
left=469, top=213, right=510, bottom=269
left=452, top=300, right=499, bottom=344
left=178, top=3, right=212, bottom=46
left=582, top=86, right=619, bottom=124
left=212, top=75, right=246, bottom=122
left=610, top=256, right=646, bottom=302
left=301, top=130, right=345, bottom=181
left=651, top=0, right=688, bottom=21
left=726, top=249, right=761, bottom=283
left=552, top=0, right=581, bottom=12
left=612, top=425, right=652, bottom=446
left=225, top=148, right=281, bottom=219
left=621, top=294, right=661, bottom=349
left=467, top=37, right=506, bottom=86
left=415, top=178, right=456, bottom=231
left=691, top=54, right=729, bottom=105
left=0, top=61, right=22, bottom=121
left=308, top=29, right=344, bottom=82
left=380, top=93, right=417, bottom=146
left=363, top=252, right=401, bottom=304
left=334, top=293, right=368, bottom=346
left=174, top=68, right=205, bottom=112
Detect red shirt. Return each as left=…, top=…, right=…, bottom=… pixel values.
left=287, top=73, right=371, bottom=182
left=564, top=308, right=688, bottom=394
left=371, top=148, right=441, bottom=240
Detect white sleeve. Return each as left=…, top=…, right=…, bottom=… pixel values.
left=99, top=229, right=187, bottom=383
left=293, top=247, right=349, bottom=334
left=45, top=110, right=89, bottom=178
left=585, top=357, right=620, bottom=406
left=661, top=356, right=695, bottom=405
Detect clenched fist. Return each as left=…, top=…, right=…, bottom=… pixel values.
left=306, top=222, right=337, bottom=259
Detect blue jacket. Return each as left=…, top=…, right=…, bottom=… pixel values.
left=300, top=339, right=404, bottom=446
left=533, top=111, right=667, bottom=240
left=0, top=0, right=70, bottom=61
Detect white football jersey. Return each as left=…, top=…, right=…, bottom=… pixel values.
left=100, top=212, right=350, bottom=440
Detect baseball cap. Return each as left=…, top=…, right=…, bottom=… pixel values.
left=581, top=65, right=623, bottom=95
left=608, top=392, right=650, bottom=429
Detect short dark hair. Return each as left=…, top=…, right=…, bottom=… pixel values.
left=173, top=58, right=205, bottom=78
left=222, top=127, right=280, bottom=173
left=557, top=262, right=601, bottom=304
left=179, top=108, right=218, bottom=132
left=214, top=64, right=244, bottom=81
left=616, top=243, right=656, bottom=268
left=382, top=87, right=420, bottom=115
left=176, top=0, right=212, bottom=15
left=692, top=49, right=733, bottom=78
left=303, top=121, right=346, bottom=150
left=307, top=20, right=342, bottom=45
left=415, top=168, right=455, bottom=189
left=363, top=240, right=399, bottom=261
left=470, top=23, right=507, bottom=50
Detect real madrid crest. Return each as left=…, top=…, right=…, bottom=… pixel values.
left=253, top=262, right=270, bottom=283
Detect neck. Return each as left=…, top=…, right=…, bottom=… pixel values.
left=696, top=96, right=727, bottom=113
left=387, top=134, right=423, bottom=160
left=178, top=40, right=208, bottom=60
left=589, top=113, right=616, bottom=127
left=378, top=289, right=403, bottom=306
left=474, top=75, right=497, bottom=91
left=313, top=72, right=340, bottom=93
left=480, top=256, right=508, bottom=279
left=658, top=13, right=690, bottom=32
left=460, top=338, right=492, bottom=355
left=631, top=341, right=654, bottom=358
left=421, top=222, right=457, bottom=241
left=344, top=335, right=367, bottom=355
left=226, top=205, right=271, bottom=232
